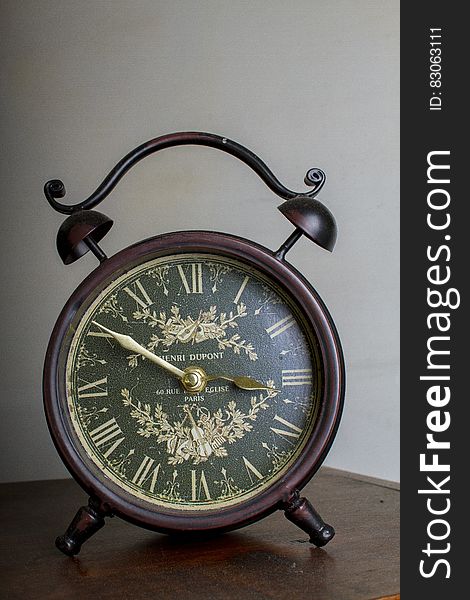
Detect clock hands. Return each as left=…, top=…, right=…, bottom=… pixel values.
left=92, top=321, right=276, bottom=393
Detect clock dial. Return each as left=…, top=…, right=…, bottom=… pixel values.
left=65, top=253, right=322, bottom=510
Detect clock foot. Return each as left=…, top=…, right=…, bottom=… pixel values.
left=283, top=490, right=335, bottom=547
left=56, top=496, right=112, bottom=556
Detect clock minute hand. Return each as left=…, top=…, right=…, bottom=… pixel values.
left=91, top=321, right=184, bottom=379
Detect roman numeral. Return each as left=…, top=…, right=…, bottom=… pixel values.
left=77, top=377, right=108, bottom=398
left=265, top=315, right=295, bottom=338
left=123, top=279, right=153, bottom=309
left=270, top=415, right=302, bottom=442
left=191, top=469, right=211, bottom=501
left=131, top=456, right=161, bottom=492
left=242, top=456, right=263, bottom=484
left=177, top=264, right=203, bottom=294
left=281, top=369, right=313, bottom=387
left=233, top=276, right=250, bottom=304
left=89, top=417, right=125, bottom=458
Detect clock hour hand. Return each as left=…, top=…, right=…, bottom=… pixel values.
left=205, top=374, right=278, bottom=392
left=179, top=366, right=279, bottom=394
left=91, top=321, right=184, bottom=379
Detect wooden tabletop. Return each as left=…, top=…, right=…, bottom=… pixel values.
left=0, top=467, right=399, bottom=600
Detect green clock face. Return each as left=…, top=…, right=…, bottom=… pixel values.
left=66, top=253, right=322, bottom=510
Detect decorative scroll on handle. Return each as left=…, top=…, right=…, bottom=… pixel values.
left=44, top=131, right=326, bottom=214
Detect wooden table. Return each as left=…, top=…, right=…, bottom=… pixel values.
left=0, top=467, right=399, bottom=600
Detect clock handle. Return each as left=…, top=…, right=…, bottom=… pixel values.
left=44, top=131, right=326, bottom=215
left=283, top=490, right=335, bottom=547
left=55, top=496, right=113, bottom=556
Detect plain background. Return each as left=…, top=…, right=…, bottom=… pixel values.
left=0, top=0, right=399, bottom=483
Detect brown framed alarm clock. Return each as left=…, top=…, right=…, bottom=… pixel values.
left=43, top=132, right=345, bottom=556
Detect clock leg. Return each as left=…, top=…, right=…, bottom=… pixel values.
left=55, top=496, right=112, bottom=556
left=283, top=490, right=335, bottom=547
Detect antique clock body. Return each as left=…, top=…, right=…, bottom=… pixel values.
left=43, top=133, right=345, bottom=555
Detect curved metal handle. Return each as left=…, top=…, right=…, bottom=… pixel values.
left=44, top=131, right=326, bottom=214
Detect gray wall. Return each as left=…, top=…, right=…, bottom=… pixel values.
left=0, top=0, right=399, bottom=482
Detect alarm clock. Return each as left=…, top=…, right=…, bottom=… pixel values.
left=43, top=132, right=345, bottom=556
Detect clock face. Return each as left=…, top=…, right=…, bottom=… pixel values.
left=65, top=253, right=323, bottom=511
